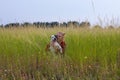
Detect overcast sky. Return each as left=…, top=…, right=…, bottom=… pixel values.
left=0, top=0, right=120, bottom=25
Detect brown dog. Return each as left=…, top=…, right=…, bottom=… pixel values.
left=45, top=32, right=66, bottom=55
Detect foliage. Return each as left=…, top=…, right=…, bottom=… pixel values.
left=0, top=27, right=120, bottom=79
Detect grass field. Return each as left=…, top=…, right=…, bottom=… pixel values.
left=0, top=27, right=120, bottom=80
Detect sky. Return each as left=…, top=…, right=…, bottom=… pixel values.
left=0, top=0, right=120, bottom=25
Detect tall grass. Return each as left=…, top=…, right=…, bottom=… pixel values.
left=0, top=27, right=120, bottom=79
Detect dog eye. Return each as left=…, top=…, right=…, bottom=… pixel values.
left=58, top=36, right=62, bottom=37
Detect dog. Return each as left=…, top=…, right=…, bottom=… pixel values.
left=49, top=35, right=63, bottom=54
left=56, top=32, right=66, bottom=54
left=45, top=32, right=66, bottom=56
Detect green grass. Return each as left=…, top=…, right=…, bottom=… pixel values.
left=0, top=27, right=120, bottom=80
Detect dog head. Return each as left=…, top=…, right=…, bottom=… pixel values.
left=50, top=35, right=58, bottom=42
left=56, top=32, right=65, bottom=42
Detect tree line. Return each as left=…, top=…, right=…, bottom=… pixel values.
left=0, top=21, right=91, bottom=28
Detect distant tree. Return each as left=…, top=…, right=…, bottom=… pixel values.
left=93, top=25, right=102, bottom=29
left=107, top=25, right=114, bottom=29
left=0, top=24, right=3, bottom=28
left=60, top=22, right=67, bottom=27
left=50, top=22, right=59, bottom=27
left=14, top=23, right=20, bottom=27
left=2, top=21, right=92, bottom=28
left=21, top=22, right=32, bottom=27
left=79, top=21, right=91, bottom=28
left=41, top=22, right=47, bottom=28
left=67, top=21, right=73, bottom=27
left=45, top=22, right=51, bottom=27
left=33, top=22, right=41, bottom=28
left=72, top=21, right=79, bottom=27
left=4, top=23, right=20, bottom=28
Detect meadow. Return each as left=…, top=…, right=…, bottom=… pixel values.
left=0, top=26, right=120, bottom=80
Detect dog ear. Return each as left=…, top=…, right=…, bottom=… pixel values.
left=54, top=35, right=58, bottom=38
left=50, top=35, right=53, bottom=38
left=62, top=33, right=65, bottom=36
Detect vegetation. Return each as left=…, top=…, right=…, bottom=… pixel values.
left=0, top=26, right=120, bottom=80
left=1, top=21, right=90, bottom=28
